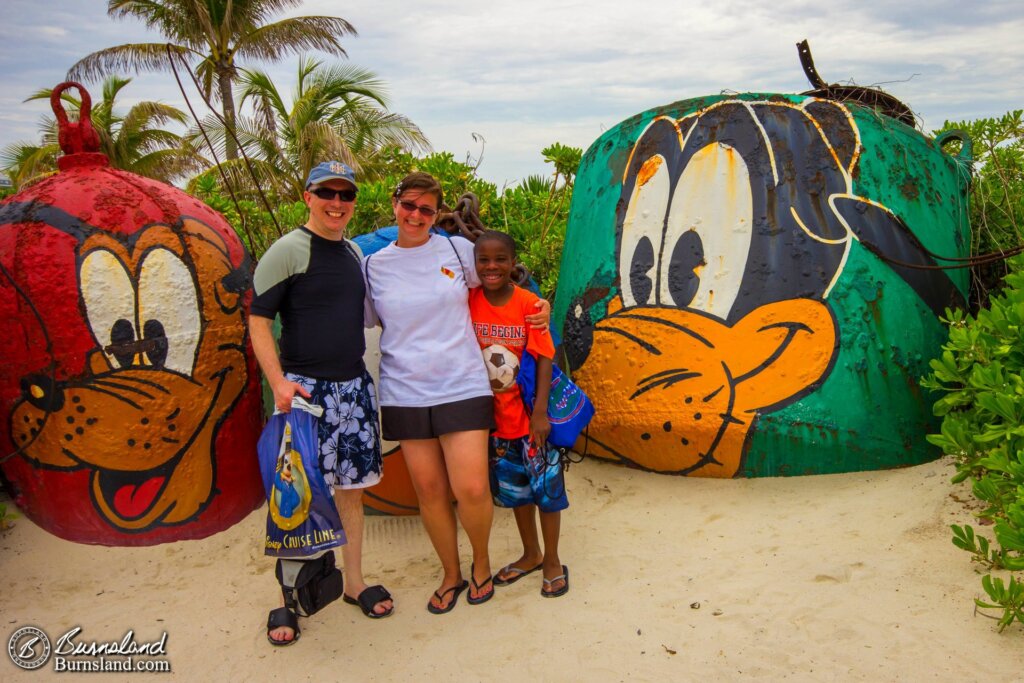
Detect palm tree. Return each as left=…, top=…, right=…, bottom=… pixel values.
left=192, top=57, right=430, bottom=202
left=68, top=0, right=356, bottom=159
left=1, top=76, right=203, bottom=188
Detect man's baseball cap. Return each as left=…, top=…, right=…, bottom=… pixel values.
left=305, top=161, right=357, bottom=189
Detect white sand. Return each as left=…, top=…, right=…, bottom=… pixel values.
left=3, top=455, right=1022, bottom=681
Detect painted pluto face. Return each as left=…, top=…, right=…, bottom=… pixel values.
left=10, top=218, right=249, bottom=531
left=565, top=99, right=961, bottom=477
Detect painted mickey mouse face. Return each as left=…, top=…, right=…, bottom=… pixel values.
left=619, top=141, right=753, bottom=319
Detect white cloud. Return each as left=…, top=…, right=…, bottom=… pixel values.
left=1, top=0, right=1022, bottom=184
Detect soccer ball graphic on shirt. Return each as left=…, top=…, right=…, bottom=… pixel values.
left=482, top=344, right=519, bottom=392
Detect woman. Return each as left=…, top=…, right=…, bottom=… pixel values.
left=362, top=172, right=548, bottom=613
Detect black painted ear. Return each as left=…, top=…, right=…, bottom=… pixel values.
left=803, top=100, right=859, bottom=174
left=222, top=250, right=252, bottom=294
left=0, top=201, right=99, bottom=243
left=833, top=197, right=965, bottom=315
left=562, top=286, right=609, bottom=372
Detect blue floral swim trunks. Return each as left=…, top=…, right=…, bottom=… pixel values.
left=285, top=370, right=382, bottom=491
left=488, top=436, right=569, bottom=513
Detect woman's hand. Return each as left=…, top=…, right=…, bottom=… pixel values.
left=525, top=298, right=551, bottom=331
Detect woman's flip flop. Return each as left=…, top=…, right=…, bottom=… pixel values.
left=467, top=563, right=494, bottom=605
left=427, top=580, right=468, bottom=615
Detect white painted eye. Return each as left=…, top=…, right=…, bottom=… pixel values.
left=663, top=142, right=753, bottom=317
left=137, top=248, right=200, bottom=376
left=80, top=249, right=137, bottom=369
left=619, top=154, right=670, bottom=308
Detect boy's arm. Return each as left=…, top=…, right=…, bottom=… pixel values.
left=529, top=354, right=554, bottom=448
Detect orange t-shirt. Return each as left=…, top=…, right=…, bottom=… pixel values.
left=469, top=287, right=555, bottom=439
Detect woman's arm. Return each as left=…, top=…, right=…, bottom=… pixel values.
left=525, top=298, right=550, bottom=332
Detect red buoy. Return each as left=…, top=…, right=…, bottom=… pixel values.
left=0, top=82, right=263, bottom=545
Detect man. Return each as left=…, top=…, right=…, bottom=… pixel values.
left=251, top=161, right=393, bottom=645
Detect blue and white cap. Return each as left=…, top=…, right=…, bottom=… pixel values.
left=305, top=161, right=357, bottom=189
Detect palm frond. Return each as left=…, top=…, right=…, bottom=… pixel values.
left=235, top=17, right=356, bottom=60
left=67, top=43, right=198, bottom=83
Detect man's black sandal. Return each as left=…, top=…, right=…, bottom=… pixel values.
left=343, top=585, right=394, bottom=619
left=267, top=607, right=300, bottom=646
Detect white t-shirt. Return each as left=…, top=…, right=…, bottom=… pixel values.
left=362, top=234, right=491, bottom=407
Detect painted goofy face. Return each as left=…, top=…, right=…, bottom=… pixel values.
left=568, top=99, right=961, bottom=477
left=570, top=100, right=854, bottom=477
left=10, top=218, right=248, bottom=531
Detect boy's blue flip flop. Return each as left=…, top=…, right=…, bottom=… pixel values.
left=541, top=565, right=570, bottom=598
left=493, top=563, right=543, bottom=586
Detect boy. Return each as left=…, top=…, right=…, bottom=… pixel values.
left=468, top=230, right=570, bottom=598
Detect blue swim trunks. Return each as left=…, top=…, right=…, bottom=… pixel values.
left=488, top=436, right=569, bottom=513
left=285, top=370, right=382, bottom=491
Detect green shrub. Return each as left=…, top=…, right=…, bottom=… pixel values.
left=0, top=502, right=17, bottom=532
left=922, top=256, right=1024, bottom=631
left=934, top=110, right=1024, bottom=308
left=350, top=144, right=579, bottom=300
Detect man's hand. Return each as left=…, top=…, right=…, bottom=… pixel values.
left=526, top=298, right=551, bottom=332
left=271, top=377, right=311, bottom=413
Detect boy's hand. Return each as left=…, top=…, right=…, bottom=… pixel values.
left=530, top=411, right=551, bottom=449
left=525, top=299, right=551, bottom=332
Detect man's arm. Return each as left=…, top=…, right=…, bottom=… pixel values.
left=250, top=314, right=310, bottom=412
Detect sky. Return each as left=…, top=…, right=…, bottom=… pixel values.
left=1, top=0, right=1022, bottom=187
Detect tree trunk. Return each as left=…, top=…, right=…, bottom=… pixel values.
left=218, top=67, right=238, bottom=161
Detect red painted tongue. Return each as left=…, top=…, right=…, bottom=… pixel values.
left=113, top=477, right=165, bottom=518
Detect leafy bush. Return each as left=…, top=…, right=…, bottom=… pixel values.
left=922, top=256, right=1024, bottom=631
left=189, top=143, right=580, bottom=296
left=349, top=144, right=580, bottom=299
left=189, top=171, right=307, bottom=259
left=0, top=501, right=17, bottom=532
left=934, top=110, right=1024, bottom=308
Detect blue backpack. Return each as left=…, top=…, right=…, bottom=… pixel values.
left=516, top=351, right=595, bottom=449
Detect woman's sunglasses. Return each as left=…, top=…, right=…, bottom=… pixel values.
left=310, top=187, right=358, bottom=202
left=397, top=199, right=438, bottom=218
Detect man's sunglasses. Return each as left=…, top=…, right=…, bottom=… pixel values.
left=310, top=187, right=358, bottom=202
left=397, top=199, right=438, bottom=218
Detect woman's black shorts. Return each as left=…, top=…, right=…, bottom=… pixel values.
left=381, top=395, right=495, bottom=441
